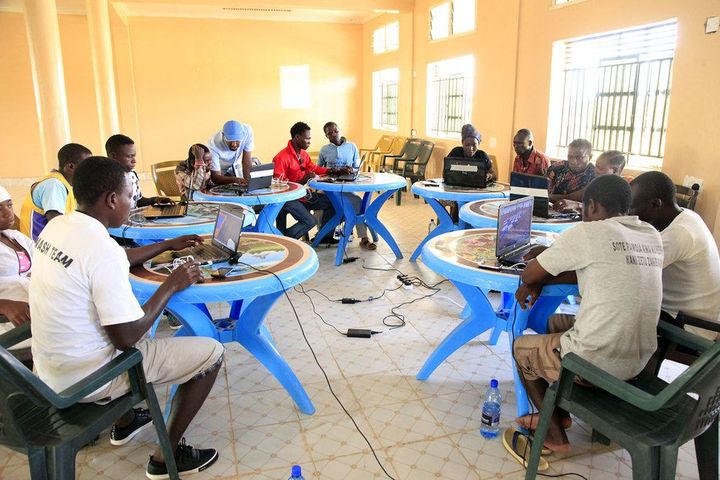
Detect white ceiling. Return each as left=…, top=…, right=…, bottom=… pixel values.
left=0, top=0, right=407, bottom=23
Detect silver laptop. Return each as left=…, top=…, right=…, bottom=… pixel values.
left=174, top=205, right=246, bottom=263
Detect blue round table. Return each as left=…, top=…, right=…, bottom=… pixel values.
left=193, top=182, right=307, bottom=235
left=108, top=202, right=255, bottom=243
left=410, top=180, right=510, bottom=262
left=460, top=198, right=581, bottom=233
left=308, top=172, right=407, bottom=266
left=130, top=233, right=319, bottom=414
left=418, top=228, right=578, bottom=418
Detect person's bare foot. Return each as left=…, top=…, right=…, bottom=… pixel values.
left=516, top=414, right=572, bottom=431
left=543, top=439, right=571, bottom=454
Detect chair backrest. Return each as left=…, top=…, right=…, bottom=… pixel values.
left=376, top=135, right=394, bottom=152
left=0, top=327, right=64, bottom=449
left=413, top=141, right=435, bottom=173
left=488, top=154, right=498, bottom=176
left=151, top=161, right=183, bottom=197
left=388, top=136, right=407, bottom=155
left=399, top=139, right=423, bottom=160
left=675, top=183, right=700, bottom=210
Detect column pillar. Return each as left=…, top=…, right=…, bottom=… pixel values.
left=86, top=0, right=120, bottom=144
left=23, top=0, right=71, bottom=172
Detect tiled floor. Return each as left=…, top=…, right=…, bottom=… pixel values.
left=0, top=188, right=701, bottom=479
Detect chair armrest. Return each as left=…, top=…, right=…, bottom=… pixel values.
left=675, top=312, right=720, bottom=334
left=658, top=319, right=714, bottom=353
left=0, top=322, right=31, bottom=349
left=560, top=353, right=662, bottom=411
left=52, top=349, right=143, bottom=408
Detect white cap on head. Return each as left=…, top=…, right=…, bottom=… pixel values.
left=0, top=185, right=10, bottom=203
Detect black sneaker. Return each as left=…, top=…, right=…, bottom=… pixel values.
left=110, top=407, right=153, bottom=446
left=166, top=312, right=182, bottom=330
left=145, top=439, right=218, bottom=479
left=313, top=236, right=340, bottom=245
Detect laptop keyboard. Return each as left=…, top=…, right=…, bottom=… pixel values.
left=175, top=243, right=230, bottom=262
left=145, top=204, right=187, bottom=217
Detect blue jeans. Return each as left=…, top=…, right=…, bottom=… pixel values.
left=280, top=193, right=334, bottom=239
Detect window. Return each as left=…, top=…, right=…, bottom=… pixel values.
left=430, top=0, right=475, bottom=40
left=372, top=68, right=399, bottom=131
left=426, top=55, right=474, bottom=139
left=279, top=65, right=311, bottom=109
left=547, top=20, right=677, bottom=169
left=373, top=21, right=399, bottom=54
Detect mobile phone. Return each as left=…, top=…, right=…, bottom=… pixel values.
left=211, top=267, right=232, bottom=279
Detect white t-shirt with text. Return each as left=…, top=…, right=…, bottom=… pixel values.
left=536, top=216, right=663, bottom=380
left=30, top=212, right=144, bottom=395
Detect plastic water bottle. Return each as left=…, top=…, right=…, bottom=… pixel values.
left=288, top=465, right=305, bottom=479
left=480, top=379, right=502, bottom=438
left=428, top=218, right=437, bottom=233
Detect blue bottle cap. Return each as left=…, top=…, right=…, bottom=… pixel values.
left=490, top=379, right=498, bottom=388
left=292, top=465, right=302, bottom=476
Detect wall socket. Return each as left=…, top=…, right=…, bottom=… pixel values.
left=410, top=129, right=417, bottom=137
left=683, top=175, right=704, bottom=190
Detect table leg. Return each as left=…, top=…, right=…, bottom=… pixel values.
left=410, top=198, right=460, bottom=262
left=311, top=194, right=344, bottom=249
left=365, top=189, right=403, bottom=259
left=233, top=292, right=315, bottom=414
left=250, top=202, right=284, bottom=235
left=360, top=192, right=378, bottom=243
left=416, top=280, right=496, bottom=380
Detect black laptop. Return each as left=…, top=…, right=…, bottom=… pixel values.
left=443, top=157, right=487, bottom=189
left=143, top=202, right=188, bottom=220
left=509, top=172, right=553, bottom=218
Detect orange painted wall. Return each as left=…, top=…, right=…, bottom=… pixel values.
left=124, top=16, right=362, bottom=170
left=513, top=0, right=720, bottom=232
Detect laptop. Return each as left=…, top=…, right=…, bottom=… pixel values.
left=239, top=163, right=274, bottom=193
left=443, top=157, right=487, bottom=189
left=495, top=196, right=535, bottom=267
left=143, top=202, right=188, bottom=220
left=170, top=205, right=246, bottom=263
left=509, top=172, right=555, bottom=218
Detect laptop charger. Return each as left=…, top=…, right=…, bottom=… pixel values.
left=346, top=328, right=372, bottom=338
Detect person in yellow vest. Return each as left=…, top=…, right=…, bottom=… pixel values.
left=20, top=143, right=91, bottom=240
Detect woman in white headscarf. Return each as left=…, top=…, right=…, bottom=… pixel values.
left=0, top=185, right=34, bottom=361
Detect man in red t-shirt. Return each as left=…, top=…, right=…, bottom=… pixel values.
left=512, top=129, right=550, bottom=176
left=273, top=122, right=350, bottom=241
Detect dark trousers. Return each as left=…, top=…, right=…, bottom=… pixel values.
left=280, top=192, right=334, bottom=239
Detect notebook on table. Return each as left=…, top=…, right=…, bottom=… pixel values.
left=143, top=202, right=188, bottom=220
left=443, top=157, right=487, bottom=189
left=161, top=205, right=246, bottom=264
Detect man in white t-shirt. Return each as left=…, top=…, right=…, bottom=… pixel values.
left=630, top=171, right=720, bottom=340
left=207, top=120, right=253, bottom=185
left=505, top=175, right=663, bottom=460
left=30, top=156, right=223, bottom=479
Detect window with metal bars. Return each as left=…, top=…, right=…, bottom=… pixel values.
left=547, top=20, right=677, bottom=169
left=426, top=55, right=474, bottom=139
left=372, top=68, right=399, bottom=131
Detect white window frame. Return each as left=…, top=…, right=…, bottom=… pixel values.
left=373, top=21, right=400, bottom=54
left=426, top=55, right=474, bottom=140
left=546, top=19, right=677, bottom=170
left=372, top=68, right=399, bottom=132
left=429, top=0, right=476, bottom=41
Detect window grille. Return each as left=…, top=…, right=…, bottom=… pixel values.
left=426, top=55, right=474, bottom=139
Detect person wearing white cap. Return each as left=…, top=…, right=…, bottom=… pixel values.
left=207, top=120, right=254, bottom=185
left=0, top=185, right=34, bottom=362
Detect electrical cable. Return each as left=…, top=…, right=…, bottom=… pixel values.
left=234, top=260, right=397, bottom=480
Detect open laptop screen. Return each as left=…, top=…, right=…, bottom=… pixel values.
left=495, top=197, right=534, bottom=258
left=212, top=206, right=245, bottom=253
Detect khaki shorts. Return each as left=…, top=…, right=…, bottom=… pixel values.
left=513, top=333, right=563, bottom=383
left=84, top=336, right=224, bottom=403
left=547, top=314, right=576, bottom=333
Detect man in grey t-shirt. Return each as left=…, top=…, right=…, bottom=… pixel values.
left=505, top=175, right=663, bottom=460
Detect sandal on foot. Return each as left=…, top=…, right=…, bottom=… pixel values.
left=502, top=428, right=550, bottom=471
left=360, top=238, right=377, bottom=250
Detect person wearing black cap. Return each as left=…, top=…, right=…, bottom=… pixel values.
left=207, top=120, right=254, bottom=185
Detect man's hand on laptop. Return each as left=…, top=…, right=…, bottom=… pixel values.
left=331, top=166, right=353, bottom=176
left=153, top=196, right=175, bottom=206
left=554, top=199, right=582, bottom=212
left=233, top=177, right=249, bottom=186
left=301, top=172, right=316, bottom=184
left=165, top=235, right=203, bottom=251
left=515, top=282, right=542, bottom=310
left=167, top=261, right=205, bottom=289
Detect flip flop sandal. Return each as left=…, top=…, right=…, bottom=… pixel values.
left=360, top=238, right=377, bottom=250
left=502, top=427, right=550, bottom=471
